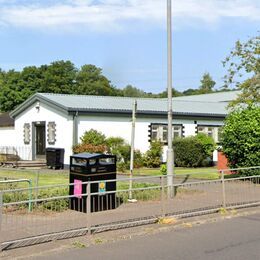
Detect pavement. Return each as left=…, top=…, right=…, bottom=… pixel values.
left=1, top=176, right=259, bottom=248
left=1, top=207, right=259, bottom=260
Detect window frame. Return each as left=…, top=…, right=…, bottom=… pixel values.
left=23, top=123, right=31, bottom=145
left=197, top=125, right=222, bottom=143
left=149, top=123, right=183, bottom=144
left=47, top=121, right=56, bottom=145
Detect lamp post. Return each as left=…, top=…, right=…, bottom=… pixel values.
left=166, top=0, right=174, bottom=197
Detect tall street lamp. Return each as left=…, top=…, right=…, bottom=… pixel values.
left=166, top=0, right=174, bottom=197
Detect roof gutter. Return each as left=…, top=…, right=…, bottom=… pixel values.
left=67, top=108, right=227, bottom=119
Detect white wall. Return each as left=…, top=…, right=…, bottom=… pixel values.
left=78, top=115, right=207, bottom=162
left=78, top=116, right=150, bottom=152
left=0, top=127, right=16, bottom=146
left=14, top=102, right=73, bottom=163
left=1, top=102, right=225, bottom=165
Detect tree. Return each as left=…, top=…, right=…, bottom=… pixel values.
left=199, top=72, right=216, bottom=93
left=182, top=88, right=200, bottom=96
left=223, top=35, right=260, bottom=107
left=158, top=88, right=183, bottom=98
left=0, top=70, right=24, bottom=112
left=39, top=60, right=77, bottom=94
left=76, top=65, right=119, bottom=96
left=0, top=61, right=124, bottom=112
left=122, top=85, right=147, bottom=97
left=221, top=106, right=260, bottom=174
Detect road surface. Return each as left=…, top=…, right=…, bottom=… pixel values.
left=35, top=212, right=260, bottom=260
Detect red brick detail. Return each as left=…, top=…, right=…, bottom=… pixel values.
left=217, top=151, right=231, bottom=174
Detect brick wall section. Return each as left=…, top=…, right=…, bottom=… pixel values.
left=217, top=151, right=231, bottom=174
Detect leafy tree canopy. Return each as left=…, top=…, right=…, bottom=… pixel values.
left=199, top=72, right=216, bottom=93
left=0, top=59, right=222, bottom=112
left=223, top=35, right=260, bottom=107
left=0, top=61, right=121, bottom=111
left=221, top=106, right=260, bottom=173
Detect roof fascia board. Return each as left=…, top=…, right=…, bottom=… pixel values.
left=10, top=94, right=68, bottom=118
left=68, top=109, right=226, bottom=119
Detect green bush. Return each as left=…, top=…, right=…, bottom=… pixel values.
left=80, top=129, right=106, bottom=146
left=106, top=136, right=131, bottom=162
left=173, top=134, right=215, bottom=167
left=134, top=150, right=144, bottom=168
left=160, top=164, right=167, bottom=175
left=38, top=188, right=69, bottom=211
left=221, top=106, right=260, bottom=175
left=143, top=141, right=163, bottom=168
left=196, top=133, right=216, bottom=157
left=72, top=143, right=107, bottom=154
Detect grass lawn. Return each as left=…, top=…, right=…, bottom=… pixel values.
left=128, top=167, right=220, bottom=180
left=0, top=166, right=219, bottom=190
left=0, top=168, right=69, bottom=188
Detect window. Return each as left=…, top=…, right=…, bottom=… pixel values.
left=197, top=126, right=221, bottom=142
left=47, top=122, right=56, bottom=144
left=173, top=126, right=182, bottom=139
left=150, top=124, right=182, bottom=143
left=23, top=123, right=30, bottom=144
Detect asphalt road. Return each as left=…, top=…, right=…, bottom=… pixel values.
left=36, top=212, right=260, bottom=260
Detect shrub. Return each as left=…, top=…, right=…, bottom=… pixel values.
left=134, top=150, right=144, bottom=168
left=80, top=129, right=106, bottom=146
left=221, top=106, right=260, bottom=175
left=143, top=141, right=163, bottom=168
left=196, top=133, right=216, bottom=157
left=106, top=137, right=131, bottom=162
left=160, top=164, right=167, bottom=175
left=117, top=161, right=128, bottom=173
left=173, top=134, right=215, bottom=167
left=73, top=143, right=107, bottom=154
left=38, top=188, right=69, bottom=211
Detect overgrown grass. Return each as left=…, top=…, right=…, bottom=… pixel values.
left=129, top=167, right=220, bottom=180
left=0, top=167, right=219, bottom=191
left=0, top=169, right=68, bottom=188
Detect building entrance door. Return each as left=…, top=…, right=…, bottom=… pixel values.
left=35, top=124, right=46, bottom=159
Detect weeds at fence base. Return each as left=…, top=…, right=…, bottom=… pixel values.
left=72, top=241, right=86, bottom=248
left=219, top=207, right=228, bottom=215
left=158, top=217, right=177, bottom=225
left=182, top=222, right=193, bottom=228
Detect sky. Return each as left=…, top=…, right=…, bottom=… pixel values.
left=0, top=0, right=259, bottom=93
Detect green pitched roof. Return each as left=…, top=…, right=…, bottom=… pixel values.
left=11, top=91, right=239, bottom=118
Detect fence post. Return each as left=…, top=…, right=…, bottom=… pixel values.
left=160, top=176, right=165, bottom=217
left=86, top=181, right=91, bottom=236
left=28, top=180, right=33, bottom=213
left=221, top=170, right=226, bottom=208
left=35, top=170, right=40, bottom=207
left=0, top=192, right=2, bottom=232
left=0, top=192, right=2, bottom=251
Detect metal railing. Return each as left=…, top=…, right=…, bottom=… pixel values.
left=0, top=166, right=259, bottom=250
left=0, top=146, right=32, bottom=162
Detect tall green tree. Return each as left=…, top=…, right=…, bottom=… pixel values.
left=39, top=60, right=77, bottom=94
left=199, top=72, right=216, bottom=93
left=223, top=35, right=260, bottom=107
left=76, top=64, right=119, bottom=96
left=0, top=70, right=24, bottom=111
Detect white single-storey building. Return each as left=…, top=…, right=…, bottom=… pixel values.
left=0, top=91, right=240, bottom=165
